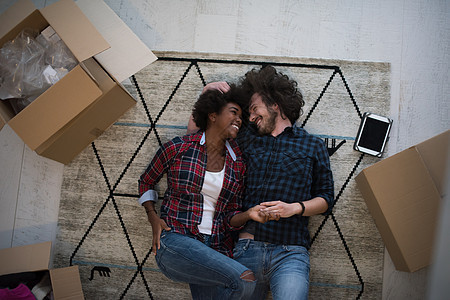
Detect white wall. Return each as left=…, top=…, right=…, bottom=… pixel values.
left=1, top=0, right=448, bottom=298
left=104, top=0, right=449, bottom=153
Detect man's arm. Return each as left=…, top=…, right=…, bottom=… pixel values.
left=259, top=197, right=328, bottom=218
left=202, top=81, right=230, bottom=94
left=311, top=138, right=335, bottom=214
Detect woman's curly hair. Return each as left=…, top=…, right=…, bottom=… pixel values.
left=239, top=65, right=304, bottom=124
left=192, top=84, right=249, bottom=131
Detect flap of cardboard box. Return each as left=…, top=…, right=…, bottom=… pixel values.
left=76, top=0, right=157, bottom=82
left=0, top=241, right=51, bottom=276
left=50, top=266, right=84, bottom=299
left=355, top=146, right=441, bottom=272
left=415, top=130, right=449, bottom=196
left=40, top=0, right=110, bottom=63
left=33, top=58, right=136, bottom=164
left=8, top=65, right=103, bottom=151
left=0, top=0, right=36, bottom=41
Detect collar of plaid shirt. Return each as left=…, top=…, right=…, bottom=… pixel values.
left=199, top=132, right=237, bottom=161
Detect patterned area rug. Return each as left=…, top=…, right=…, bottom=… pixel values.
left=54, top=51, right=390, bottom=299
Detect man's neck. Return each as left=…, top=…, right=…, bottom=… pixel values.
left=271, top=118, right=293, bottom=137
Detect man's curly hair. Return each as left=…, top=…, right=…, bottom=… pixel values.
left=239, top=65, right=304, bottom=124
left=192, top=84, right=249, bottom=131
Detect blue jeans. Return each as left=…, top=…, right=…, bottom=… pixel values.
left=233, top=239, right=310, bottom=300
left=155, top=231, right=256, bottom=300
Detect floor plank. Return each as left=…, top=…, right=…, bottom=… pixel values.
left=0, top=125, right=24, bottom=249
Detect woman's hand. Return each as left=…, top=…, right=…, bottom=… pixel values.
left=144, top=203, right=171, bottom=255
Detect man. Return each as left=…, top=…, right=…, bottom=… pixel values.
left=192, top=65, right=334, bottom=299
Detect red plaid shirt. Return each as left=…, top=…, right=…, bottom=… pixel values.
left=138, top=131, right=246, bottom=257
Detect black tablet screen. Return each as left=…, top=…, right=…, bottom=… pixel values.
left=358, top=117, right=390, bottom=152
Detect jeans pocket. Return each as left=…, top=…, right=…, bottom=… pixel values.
left=160, top=229, right=171, bottom=239
left=282, top=245, right=309, bottom=256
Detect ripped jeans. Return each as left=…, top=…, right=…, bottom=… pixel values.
left=233, top=239, right=310, bottom=300
left=155, top=231, right=256, bottom=300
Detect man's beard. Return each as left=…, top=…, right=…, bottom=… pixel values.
left=257, top=106, right=277, bottom=135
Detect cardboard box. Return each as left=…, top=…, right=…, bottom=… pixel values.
left=0, top=0, right=157, bottom=164
left=0, top=241, right=84, bottom=299
left=355, top=130, right=449, bottom=272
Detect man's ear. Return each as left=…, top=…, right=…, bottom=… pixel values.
left=272, top=103, right=287, bottom=120
left=271, top=103, right=280, bottom=112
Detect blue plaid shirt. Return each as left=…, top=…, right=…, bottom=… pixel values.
left=237, top=124, right=334, bottom=248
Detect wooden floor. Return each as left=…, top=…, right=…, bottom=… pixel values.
left=1, top=0, right=449, bottom=299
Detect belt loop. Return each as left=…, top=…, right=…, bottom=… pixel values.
left=243, top=239, right=251, bottom=250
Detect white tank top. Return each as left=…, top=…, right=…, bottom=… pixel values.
left=198, top=166, right=225, bottom=235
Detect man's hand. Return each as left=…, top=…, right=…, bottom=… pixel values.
left=202, top=81, right=230, bottom=94
left=259, top=201, right=303, bottom=218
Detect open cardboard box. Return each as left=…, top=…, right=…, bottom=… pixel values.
left=0, top=242, right=84, bottom=299
left=0, top=0, right=157, bottom=164
left=355, top=130, right=449, bottom=272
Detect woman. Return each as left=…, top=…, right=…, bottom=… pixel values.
left=138, top=85, right=271, bottom=299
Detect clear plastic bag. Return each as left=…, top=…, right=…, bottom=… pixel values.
left=0, top=29, right=48, bottom=100
left=36, top=28, right=77, bottom=70
left=0, top=27, right=77, bottom=113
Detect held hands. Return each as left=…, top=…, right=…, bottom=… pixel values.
left=248, top=205, right=281, bottom=223
left=259, top=200, right=303, bottom=219
left=246, top=201, right=301, bottom=224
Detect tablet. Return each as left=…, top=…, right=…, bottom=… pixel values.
left=353, top=112, right=392, bottom=157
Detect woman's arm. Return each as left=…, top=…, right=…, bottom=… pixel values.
left=143, top=201, right=171, bottom=255
left=138, top=139, right=177, bottom=254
